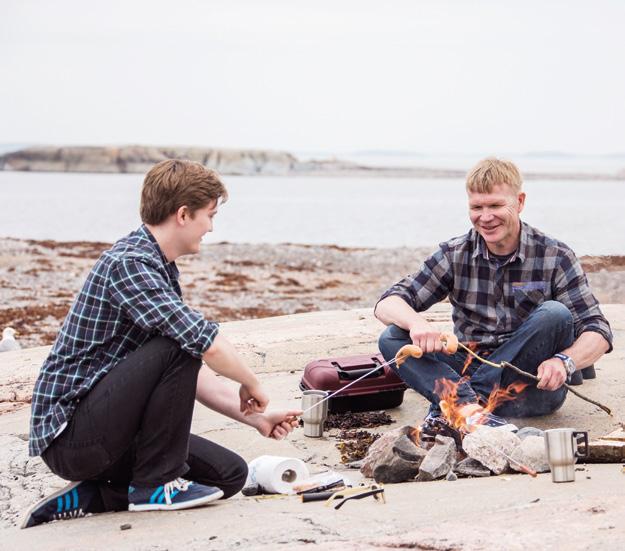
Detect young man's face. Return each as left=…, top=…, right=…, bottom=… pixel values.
left=467, top=183, right=525, bottom=255
left=179, top=200, right=218, bottom=255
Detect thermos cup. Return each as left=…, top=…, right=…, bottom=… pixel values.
left=301, top=390, right=329, bottom=438
left=544, top=428, right=589, bottom=482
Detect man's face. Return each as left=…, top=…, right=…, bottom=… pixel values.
left=467, top=183, right=525, bottom=255
left=179, top=200, right=218, bottom=255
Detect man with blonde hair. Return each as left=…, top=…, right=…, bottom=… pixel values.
left=376, top=157, right=612, bottom=429
left=24, top=159, right=300, bottom=528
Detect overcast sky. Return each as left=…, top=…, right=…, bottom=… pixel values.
left=2, top=0, right=624, bottom=155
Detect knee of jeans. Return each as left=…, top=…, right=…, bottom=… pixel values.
left=378, top=324, right=410, bottom=355
left=535, top=301, right=573, bottom=331
left=221, top=457, right=248, bottom=499
left=148, top=336, right=201, bottom=370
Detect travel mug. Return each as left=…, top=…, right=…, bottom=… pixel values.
left=301, top=390, right=329, bottom=438
left=544, top=428, right=589, bottom=482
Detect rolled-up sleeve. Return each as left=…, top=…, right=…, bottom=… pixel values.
left=109, top=259, right=219, bottom=358
left=377, top=247, right=453, bottom=312
left=553, top=250, right=613, bottom=352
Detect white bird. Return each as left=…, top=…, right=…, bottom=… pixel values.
left=0, top=327, right=21, bottom=352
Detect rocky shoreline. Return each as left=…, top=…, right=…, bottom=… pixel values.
left=1, top=237, right=623, bottom=349
left=2, top=145, right=625, bottom=179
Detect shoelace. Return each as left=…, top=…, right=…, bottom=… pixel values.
left=53, top=508, right=86, bottom=521
left=162, top=478, right=192, bottom=504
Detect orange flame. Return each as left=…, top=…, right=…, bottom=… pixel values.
left=409, top=426, right=421, bottom=445
left=461, top=342, right=479, bottom=375
left=434, top=377, right=529, bottom=433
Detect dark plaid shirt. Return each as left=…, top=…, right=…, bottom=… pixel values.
left=29, top=225, right=219, bottom=456
left=379, top=222, right=613, bottom=351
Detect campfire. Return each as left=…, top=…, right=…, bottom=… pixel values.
left=360, top=376, right=545, bottom=484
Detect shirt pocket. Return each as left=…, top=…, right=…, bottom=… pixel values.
left=511, top=281, right=547, bottom=318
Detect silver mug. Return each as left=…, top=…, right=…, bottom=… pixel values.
left=544, top=428, right=589, bottom=482
left=301, top=390, right=329, bottom=438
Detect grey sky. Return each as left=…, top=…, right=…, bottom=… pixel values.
left=2, top=0, right=624, bottom=154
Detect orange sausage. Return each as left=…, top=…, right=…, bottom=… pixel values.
left=440, top=333, right=459, bottom=355
left=395, top=344, right=423, bottom=367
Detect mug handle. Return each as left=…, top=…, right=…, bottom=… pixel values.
left=573, top=431, right=589, bottom=458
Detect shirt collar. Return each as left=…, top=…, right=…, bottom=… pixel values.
left=139, top=224, right=178, bottom=275
left=470, top=221, right=526, bottom=264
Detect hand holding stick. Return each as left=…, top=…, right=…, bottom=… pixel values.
left=454, top=341, right=612, bottom=416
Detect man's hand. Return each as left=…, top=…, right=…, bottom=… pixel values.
left=254, top=410, right=302, bottom=440
left=239, top=383, right=270, bottom=415
left=537, top=358, right=568, bottom=391
left=409, top=323, right=443, bottom=354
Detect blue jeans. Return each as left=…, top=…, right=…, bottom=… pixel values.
left=378, top=301, right=574, bottom=418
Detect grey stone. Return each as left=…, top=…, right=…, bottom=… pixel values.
left=360, top=426, right=414, bottom=478
left=517, top=427, right=545, bottom=440
left=463, top=426, right=521, bottom=475
left=445, top=471, right=458, bottom=481
left=393, top=434, right=425, bottom=462
left=372, top=445, right=426, bottom=484
left=416, top=435, right=457, bottom=481
left=454, top=457, right=491, bottom=478
left=510, top=435, right=550, bottom=474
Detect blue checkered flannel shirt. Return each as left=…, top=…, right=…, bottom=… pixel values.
left=378, top=222, right=613, bottom=351
left=29, top=225, right=219, bottom=456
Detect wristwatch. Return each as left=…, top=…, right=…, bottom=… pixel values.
left=554, top=353, right=576, bottom=379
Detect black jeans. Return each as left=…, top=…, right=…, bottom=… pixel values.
left=42, top=337, right=248, bottom=511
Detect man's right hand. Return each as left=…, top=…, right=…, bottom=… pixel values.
left=409, top=322, right=444, bottom=354
left=239, top=383, right=269, bottom=415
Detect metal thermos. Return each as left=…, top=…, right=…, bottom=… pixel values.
left=301, top=390, right=329, bottom=438
left=544, top=428, right=589, bottom=482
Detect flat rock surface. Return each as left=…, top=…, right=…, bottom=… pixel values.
left=1, top=305, right=625, bottom=550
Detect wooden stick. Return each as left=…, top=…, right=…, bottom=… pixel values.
left=456, top=342, right=612, bottom=416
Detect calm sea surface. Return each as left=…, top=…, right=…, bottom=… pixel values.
left=0, top=171, right=623, bottom=255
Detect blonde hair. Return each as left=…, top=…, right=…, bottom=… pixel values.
left=466, top=157, right=523, bottom=194
left=140, top=159, right=228, bottom=225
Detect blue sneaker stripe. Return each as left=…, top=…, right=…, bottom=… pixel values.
left=72, top=488, right=79, bottom=509
left=65, top=493, right=71, bottom=511
left=150, top=487, right=164, bottom=504
left=169, top=489, right=180, bottom=501
left=158, top=491, right=167, bottom=504
left=57, top=496, right=63, bottom=513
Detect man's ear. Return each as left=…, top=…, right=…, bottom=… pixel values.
left=176, top=206, right=190, bottom=225
left=517, top=192, right=526, bottom=213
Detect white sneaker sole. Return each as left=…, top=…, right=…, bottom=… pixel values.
left=128, top=489, right=224, bottom=511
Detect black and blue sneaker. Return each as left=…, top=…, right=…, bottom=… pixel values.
left=21, top=480, right=103, bottom=529
left=128, top=477, right=223, bottom=511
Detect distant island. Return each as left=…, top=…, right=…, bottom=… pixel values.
left=1, top=145, right=624, bottom=180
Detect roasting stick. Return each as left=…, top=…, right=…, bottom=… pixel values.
left=452, top=340, right=612, bottom=416
left=300, top=356, right=400, bottom=416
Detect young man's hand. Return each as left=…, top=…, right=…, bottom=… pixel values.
left=537, top=358, right=568, bottom=391
left=239, top=383, right=270, bottom=414
left=254, top=410, right=302, bottom=439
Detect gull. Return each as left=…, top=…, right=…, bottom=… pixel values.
left=0, top=327, right=21, bottom=352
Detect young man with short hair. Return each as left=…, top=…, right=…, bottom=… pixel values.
left=376, top=158, right=612, bottom=428
left=24, top=159, right=299, bottom=528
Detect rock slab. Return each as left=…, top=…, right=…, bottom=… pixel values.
left=416, top=435, right=457, bottom=481
left=463, top=426, right=521, bottom=475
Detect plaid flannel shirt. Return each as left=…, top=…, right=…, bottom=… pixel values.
left=379, top=221, right=613, bottom=352
left=29, top=225, right=219, bottom=456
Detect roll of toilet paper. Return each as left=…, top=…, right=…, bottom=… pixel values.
left=245, top=455, right=310, bottom=494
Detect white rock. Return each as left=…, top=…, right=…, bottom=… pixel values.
left=462, top=426, right=521, bottom=475
left=510, top=435, right=550, bottom=473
